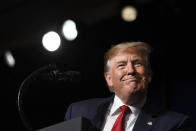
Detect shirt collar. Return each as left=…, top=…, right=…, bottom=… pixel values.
left=109, top=95, right=146, bottom=117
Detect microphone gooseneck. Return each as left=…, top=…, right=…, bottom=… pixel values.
left=17, top=64, right=81, bottom=130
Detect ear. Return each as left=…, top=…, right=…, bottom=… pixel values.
left=104, top=72, right=113, bottom=87
left=148, top=75, right=152, bottom=83
left=147, top=71, right=152, bottom=83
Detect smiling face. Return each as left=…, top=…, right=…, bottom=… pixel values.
left=105, top=48, right=151, bottom=104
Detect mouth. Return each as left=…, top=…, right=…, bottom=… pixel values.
left=123, top=78, right=137, bottom=89
left=124, top=79, right=137, bottom=85
left=122, top=77, right=137, bottom=82
left=122, top=78, right=138, bottom=86
left=121, top=77, right=139, bottom=86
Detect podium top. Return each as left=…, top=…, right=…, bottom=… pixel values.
left=37, top=117, right=95, bottom=131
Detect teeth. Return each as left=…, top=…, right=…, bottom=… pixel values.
left=122, top=77, right=137, bottom=81
left=128, top=80, right=136, bottom=82
left=125, top=79, right=136, bottom=81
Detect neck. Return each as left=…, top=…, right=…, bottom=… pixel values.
left=118, top=91, right=147, bottom=105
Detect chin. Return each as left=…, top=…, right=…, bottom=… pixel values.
left=125, top=85, right=137, bottom=91
left=127, top=87, right=145, bottom=94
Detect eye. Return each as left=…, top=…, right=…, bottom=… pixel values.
left=117, top=63, right=126, bottom=69
left=134, top=61, right=143, bottom=67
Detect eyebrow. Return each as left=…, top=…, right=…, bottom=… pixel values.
left=115, top=59, right=145, bottom=66
left=132, top=59, right=143, bottom=62
left=116, top=60, right=127, bottom=64
left=116, top=58, right=142, bottom=63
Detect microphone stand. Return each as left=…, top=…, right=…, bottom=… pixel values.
left=17, top=64, right=57, bottom=131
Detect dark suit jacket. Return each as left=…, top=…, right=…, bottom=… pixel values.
left=65, top=95, right=192, bottom=131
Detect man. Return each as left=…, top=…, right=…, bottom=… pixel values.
left=65, top=41, right=191, bottom=131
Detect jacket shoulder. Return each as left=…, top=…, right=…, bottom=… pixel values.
left=64, top=97, right=112, bottom=121
left=142, top=102, right=192, bottom=130
left=71, top=98, right=105, bottom=107
left=154, top=111, right=192, bottom=130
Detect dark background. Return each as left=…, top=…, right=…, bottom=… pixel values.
left=0, top=0, right=195, bottom=130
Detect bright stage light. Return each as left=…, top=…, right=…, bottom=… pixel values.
left=62, top=19, right=78, bottom=41
left=5, top=51, right=15, bottom=67
left=42, top=31, right=61, bottom=52
left=121, top=5, right=137, bottom=22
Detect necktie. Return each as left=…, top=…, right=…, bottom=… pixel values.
left=111, top=105, right=131, bottom=131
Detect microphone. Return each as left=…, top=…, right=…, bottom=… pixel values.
left=37, top=70, right=81, bottom=83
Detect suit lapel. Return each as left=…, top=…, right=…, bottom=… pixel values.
left=132, top=99, right=165, bottom=131
left=93, top=95, right=114, bottom=130
left=132, top=111, right=157, bottom=131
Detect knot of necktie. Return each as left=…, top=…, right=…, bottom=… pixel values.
left=120, top=105, right=131, bottom=114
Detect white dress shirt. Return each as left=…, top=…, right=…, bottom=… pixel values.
left=102, top=95, right=146, bottom=131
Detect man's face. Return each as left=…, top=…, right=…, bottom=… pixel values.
left=105, top=48, right=151, bottom=100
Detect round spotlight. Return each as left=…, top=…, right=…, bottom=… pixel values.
left=121, top=5, right=137, bottom=22
left=62, top=19, right=78, bottom=41
left=42, top=31, right=61, bottom=52
left=4, top=51, right=15, bottom=68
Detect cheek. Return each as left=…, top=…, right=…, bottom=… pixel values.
left=136, top=68, right=150, bottom=83
left=112, top=70, right=126, bottom=80
left=137, top=67, right=148, bottom=76
left=140, top=73, right=151, bottom=87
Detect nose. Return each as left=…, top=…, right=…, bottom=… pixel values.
left=126, top=62, right=136, bottom=75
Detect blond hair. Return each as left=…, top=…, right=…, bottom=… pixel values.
left=104, top=41, right=151, bottom=73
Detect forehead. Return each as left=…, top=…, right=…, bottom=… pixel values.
left=111, top=48, right=145, bottom=61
